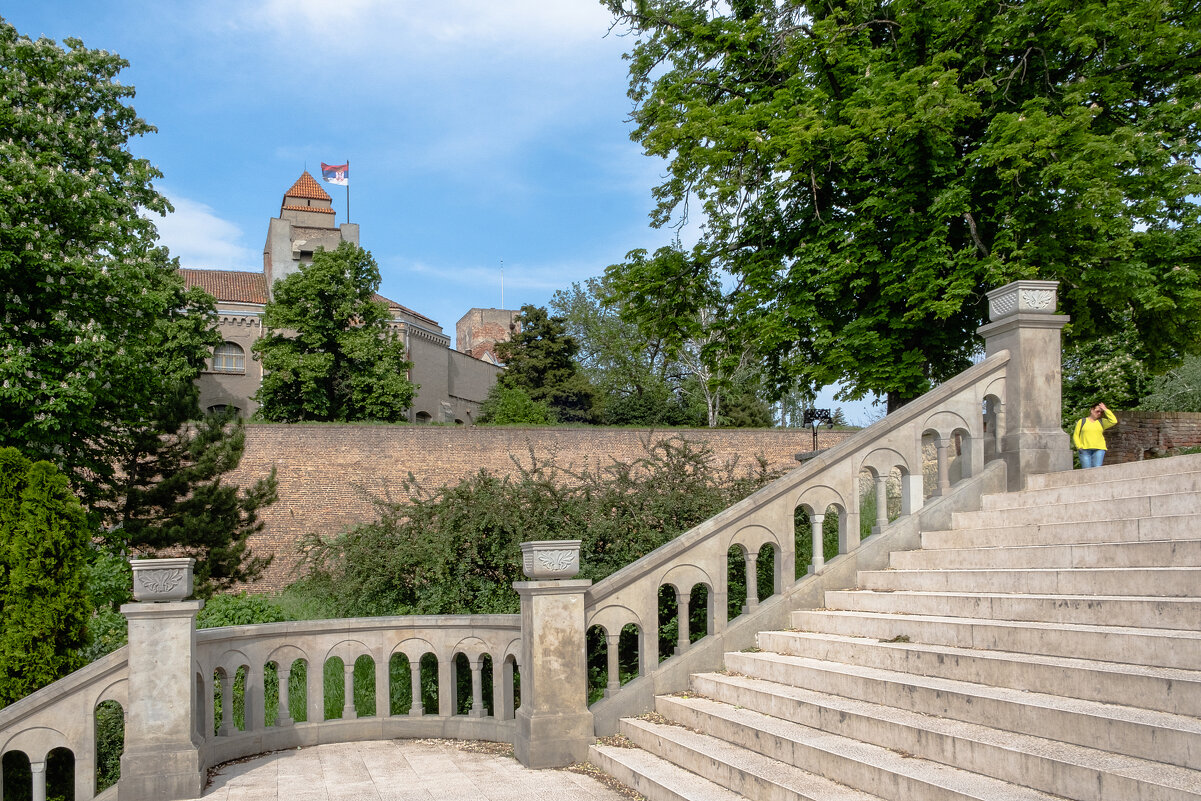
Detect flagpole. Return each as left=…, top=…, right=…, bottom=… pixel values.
left=346, top=159, right=350, bottom=224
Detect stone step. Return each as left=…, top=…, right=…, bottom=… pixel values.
left=788, top=608, right=1201, bottom=670
left=755, top=630, right=1201, bottom=716
left=1024, top=454, right=1201, bottom=490
left=643, top=695, right=1067, bottom=801
left=821, top=589, right=1201, bottom=631
left=920, top=514, right=1201, bottom=549
left=856, top=566, right=1201, bottom=596
left=616, top=717, right=887, bottom=801
left=982, top=470, right=1201, bottom=509
left=686, top=672, right=1201, bottom=801
left=723, top=651, right=1201, bottom=769
left=889, top=539, right=1201, bottom=570
left=589, top=741, right=749, bottom=801
left=952, top=492, right=1197, bottom=529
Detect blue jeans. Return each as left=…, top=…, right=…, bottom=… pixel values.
left=1079, top=449, right=1106, bottom=469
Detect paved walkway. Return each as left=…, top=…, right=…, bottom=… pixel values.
left=198, top=739, right=634, bottom=801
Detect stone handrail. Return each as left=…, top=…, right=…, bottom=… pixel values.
left=0, top=647, right=129, bottom=801
left=580, top=349, right=1009, bottom=714
left=0, top=280, right=1072, bottom=798
left=194, top=614, right=521, bottom=769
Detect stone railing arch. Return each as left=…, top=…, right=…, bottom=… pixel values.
left=0, top=280, right=1071, bottom=797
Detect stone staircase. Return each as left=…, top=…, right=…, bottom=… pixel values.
left=590, top=454, right=1201, bottom=801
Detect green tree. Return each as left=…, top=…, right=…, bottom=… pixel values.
left=0, top=20, right=225, bottom=512
left=602, top=0, right=1201, bottom=410
left=1140, top=354, right=1201, bottom=413
left=478, top=384, right=557, bottom=425
left=114, top=401, right=278, bottom=595
left=0, top=20, right=274, bottom=601
left=607, top=245, right=759, bottom=426
left=294, top=436, right=782, bottom=617
left=254, top=242, right=416, bottom=422
left=495, top=305, right=599, bottom=423
left=0, top=449, right=92, bottom=707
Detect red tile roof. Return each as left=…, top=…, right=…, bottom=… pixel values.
left=282, top=204, right=335, bottom=214
left=179, top=268, right=440, bottom=327
left=180, top=268, right=268, bottom=305
left=284, top=171, right=331, bottom=201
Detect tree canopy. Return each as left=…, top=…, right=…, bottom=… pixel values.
left=602, top=0, right=1201, bottom=409
left=253, top=242, right=417, bottom=422
left=494, top=304, right=599, bottom=423
left=0, top=449, right=91, bottom=707
left=0, top=18, right=274, bottom=597
left=0, top=19, right=223, bottom=508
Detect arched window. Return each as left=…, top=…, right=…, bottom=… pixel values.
left=213, top=342, right=245, bottom=373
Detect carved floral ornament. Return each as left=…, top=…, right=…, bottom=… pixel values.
left=987, top=281, right=1059, bottom=321
left=520, top=540, right=582, bottom=580
left=130, top=557, right=195, bottom=602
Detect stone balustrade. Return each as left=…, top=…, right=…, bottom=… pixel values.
left=0, top=281, right=1071, bottom=799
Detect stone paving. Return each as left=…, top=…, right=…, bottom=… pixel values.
left=196, top=739, right=635, bottom=801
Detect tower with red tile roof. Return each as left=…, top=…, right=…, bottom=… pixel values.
left=263, top=171, right=360, bottom=292
left=180, top=171, right=504, bottom=423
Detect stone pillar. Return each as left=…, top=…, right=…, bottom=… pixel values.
left=30, top=760, right=46, bottom=801
left=342, top=661, right=356, bottom=720
left=469, top=658, right=486, bottom=717
left=120, top=558, right=205, bottom=801
left=375, top=658, right=390, bottom=718
left=605, top=632, right=621, bottom=697
left=873, top=475, right=889, bottom=534
left=408, top=658, right=423, bottom=717
left=514, top=539, right=594, bottom=769
left=936, top=437, right=952, bottom=496
left=810, top=514, right=826, bottom=573
left=276, top=665, right=294, bottom=727
left=674, top=587, right=690, bottom=655
left=217, top=673, right=233, bottom=735
left=978, top=280, right=1072, bottom=489
left=743, top=551, right=759, bottom=613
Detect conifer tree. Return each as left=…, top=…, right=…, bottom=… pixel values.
left=0, top=449, right=91, bottom=707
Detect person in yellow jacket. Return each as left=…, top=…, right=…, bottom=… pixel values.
left=1072, top=401, right=1118, bottom=468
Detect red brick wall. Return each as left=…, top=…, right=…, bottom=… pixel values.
left=229, top=425, right=848, bottom=593
left=1102, top=411, right=1201, bottom=464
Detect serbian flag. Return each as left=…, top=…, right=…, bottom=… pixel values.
left=321, top=162, right=349, bottom=186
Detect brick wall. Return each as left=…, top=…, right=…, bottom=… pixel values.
left=229, top=424, right=850, bottom=593
left=1101, top=411, right=1201, bottom=464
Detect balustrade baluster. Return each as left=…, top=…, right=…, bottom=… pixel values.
left=811, top=513, right=826, bottom=573
left=341, top=662, right=355, bottom=720
left=30, top=759, right=46, bottom=801
left=675, top=588, right=690, bottom=654
left=469, top=659, right=485, bottom=717
left=605, top=632, right=621, bottom=697
left=375, top=657, right=389, bottom=718
left=438, top=658, right=454, bottom=716
left=218, top=673, right=233, bottom=735
left=937, top=436, right=952, bottom=495
left=408, top=657, right=423, bottom=717
left=744, top=552, right=759, bottom=612
left=276, top=666, right=293, bottom=727
left=874, top=475, right=889, bottom=533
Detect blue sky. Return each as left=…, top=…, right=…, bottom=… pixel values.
left=8, top=1, right=874, bottom=422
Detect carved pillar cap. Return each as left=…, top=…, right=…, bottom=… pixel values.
left=519, top=540, right=581, bottom=580
left=986, top=280, right=1059, bottom=321
left=130, top=557, right=195, bottom=602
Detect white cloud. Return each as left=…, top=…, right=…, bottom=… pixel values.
left=236, top=0, right=617, bottom=56
left=153, top=195, right=259, bottom=271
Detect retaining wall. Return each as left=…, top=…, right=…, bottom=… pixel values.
left=1103, top=410, right=1201, bottom=464
left=228, top=425, right=850, bottom=592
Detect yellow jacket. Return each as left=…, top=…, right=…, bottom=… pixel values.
left=1072, top=408, right=1117, bottom=450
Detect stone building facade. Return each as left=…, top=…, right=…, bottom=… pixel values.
left=456, top=308, right=520, bottom=364
left=181, top=172, right=512, bottom=423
